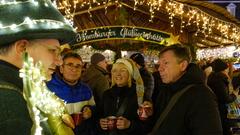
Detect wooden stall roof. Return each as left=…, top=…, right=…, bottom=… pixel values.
left=177, top=0, right=240, bottom=25
left=57, top=0, right=240, bottom=49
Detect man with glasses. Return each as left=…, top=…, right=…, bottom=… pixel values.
left=47, top=52, right=96, bottom=135
left=0, top=0, right=76, bottom=134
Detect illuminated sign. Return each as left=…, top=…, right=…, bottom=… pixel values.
left=75, top=26, right=171, bottom=44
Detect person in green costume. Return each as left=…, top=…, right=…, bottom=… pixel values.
left=0, top=0, right=76, bottom=134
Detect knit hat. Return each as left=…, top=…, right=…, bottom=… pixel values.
left=91, top=53, right=105, bottom=65
left=0, top=0, right=76, bottom=46
left=130, top=53, right=145, bottom=67
left=212, top=59, right=228, bottom=73
left=113, top=58, right=144, bottom=106
left=115, top=58, right=133, bottom=76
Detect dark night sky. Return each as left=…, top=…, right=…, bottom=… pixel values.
left=207, top=0, right=240, bottom=20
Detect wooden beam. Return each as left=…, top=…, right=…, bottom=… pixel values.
left=72, top=2, right=116, bottom=16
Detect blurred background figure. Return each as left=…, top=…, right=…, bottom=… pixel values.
left=82, top=53, right=110, bottom=114
left=130, top=53, right=154, bottom=102
left=208, top=59, right=238, bottom=135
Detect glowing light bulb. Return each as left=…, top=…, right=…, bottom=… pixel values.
left=10, top=24, right=17, bottom=30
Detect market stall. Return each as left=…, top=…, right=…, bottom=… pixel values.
left=54, top=0, right=240, bottom=61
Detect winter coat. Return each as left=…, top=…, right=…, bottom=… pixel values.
left=47, top=73, right=96, bottom=135
left=151, top=71, right=167, bottom=105
left=150, top=63, right=222, bottom=135
left=81, top=65, right=110, bottom=111
left=0, top=60, right=53, bottom=135
left=98, top=85, right=148, bottom=135
left=207, top=72, right=236, bottom=135
left=139, top=67, right=154, bottom=101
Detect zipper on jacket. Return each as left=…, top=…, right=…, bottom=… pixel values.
left=116, top=97, right=120, bottom=110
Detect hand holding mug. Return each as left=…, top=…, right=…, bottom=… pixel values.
left=71, top=112, right=83, bottom=126
left=138, top=101, right=153, bottom=120
left=116, top=116, right=131, bottom=130
left=62, top=113, right=75, bottom=129
left=82, top=106, right=92, bottom=120
left=107, top=116, right=117, bottom=130
left=100, top=118, right=108, bottom=130
left=142, top=101, right=153, bottom=117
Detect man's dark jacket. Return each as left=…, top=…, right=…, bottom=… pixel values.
left=0, top=60, right=52, bottom=135
left=0, top=60, right=32, bottom=135
left=150, top=63, right=223, bottom=135
left=208, top=72, right=236, bottom=135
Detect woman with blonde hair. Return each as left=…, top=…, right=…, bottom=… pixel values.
left=98, top=58, right=151, bottom=135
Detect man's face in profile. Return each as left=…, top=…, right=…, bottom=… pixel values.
left=158, top=50, right=186, bottom=84
left=27, top=39, right=62, bottom=81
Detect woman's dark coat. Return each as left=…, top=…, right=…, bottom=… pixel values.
left=98, top=85, right=147, bottom=135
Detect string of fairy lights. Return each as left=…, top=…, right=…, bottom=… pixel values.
left=1, top=0, right=239, bottom=45
left=1, top=0, right=240, bottom=59
left=53, top=0, right=240, bottom=42
left=0, top=0, right=38, bottom=5
left=52, top=0, right=240, bottom=59
left=0, top=0, right=76, bottom=32
left=196, top=45, right=239, bottom=60
left=19, top=54, right=66, bottom=135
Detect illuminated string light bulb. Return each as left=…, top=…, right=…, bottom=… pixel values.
left=10, top=24, right=17, bottom=30
left=196, top=45, right=237, bottom=60
left=52, top=0, right=57, bottom=8
left=32, top=0, right=38, bottom=6
left=0, top=0, right=37, bottom=5
left=19, top=53, right=68, bottom=135
left=44, top=2, right=48, bottom=7
left=25, top=17, right=33, bottom=26
left=54, top=0, right=240, bottom=43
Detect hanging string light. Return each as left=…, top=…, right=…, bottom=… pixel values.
left=5, top=0, right=240, bottom=45
left=0, top=0, right=75, bottom=31
left=196, top=45, right=238, bottom=60
left=55, top=0, right=240, bottom=36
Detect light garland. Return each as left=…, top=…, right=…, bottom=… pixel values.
left=4, top=0, right=238, bottom=47
left=19, top=53, right=66, bottom=135
left=0, top=0, right=76, bottom=31
left=55, top=0, right=240, bottom=46
left=0, top=18, right=66, bottom=29
left=76, top=45, right=116, bottom=62
left=196, top=45, right=239, bottom=60
left=0, top=0, right=37, bottom=6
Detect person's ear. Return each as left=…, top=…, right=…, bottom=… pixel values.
left=14, top=39, right=29, bottom=55
left=60, top=65, right=64, bottom=74
left=180, top=60, right=188, bottom=71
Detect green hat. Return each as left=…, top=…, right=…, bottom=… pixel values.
left=0, top=0, right=76, bottom=46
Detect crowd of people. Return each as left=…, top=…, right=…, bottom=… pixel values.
left=1, top=0, right=240, bottom=135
